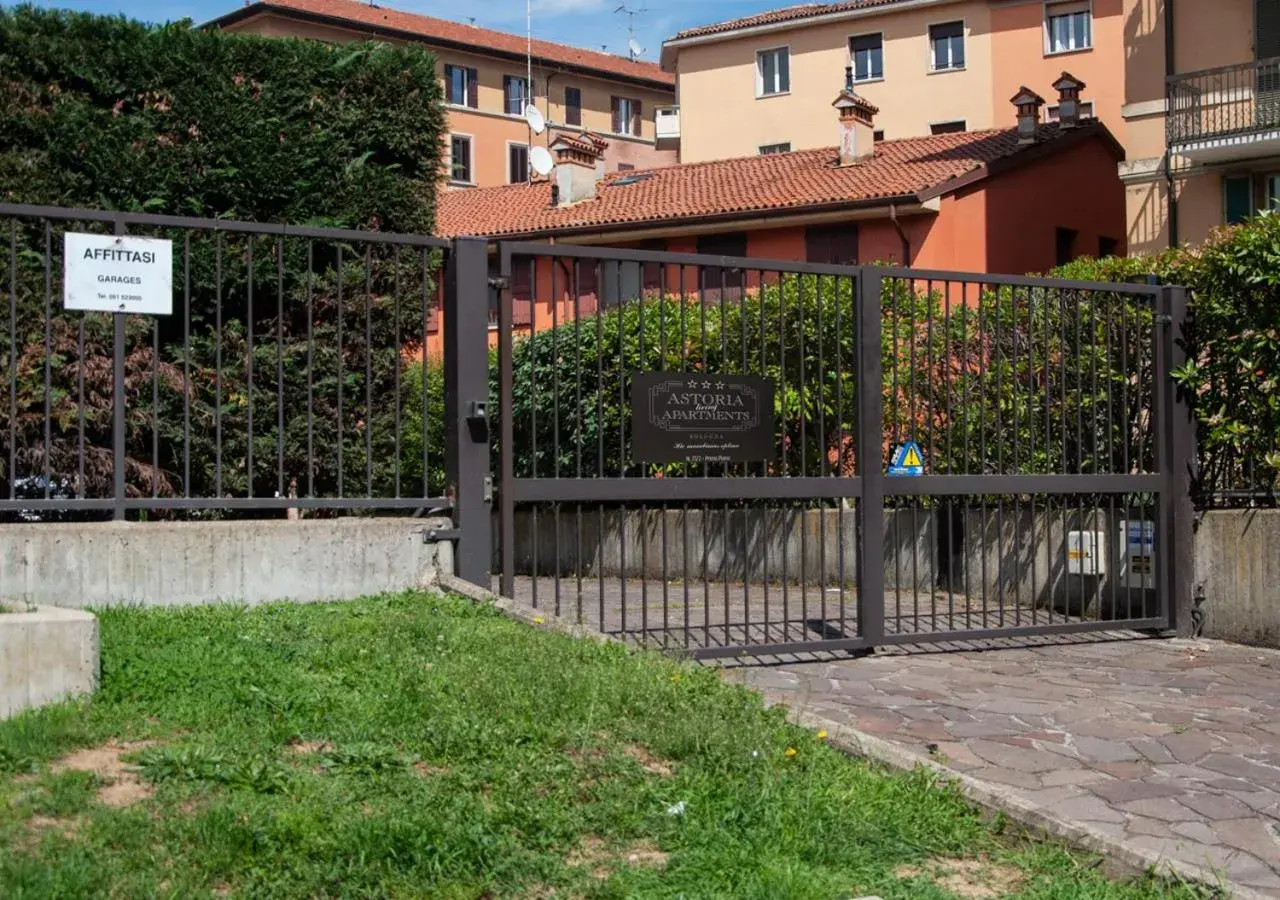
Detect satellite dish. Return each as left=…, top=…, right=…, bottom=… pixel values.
left=628, top=38, right=645, bottom=58
left=524, top=103, right=546, bottom=135
left=530, top=145, right=554, bottom=177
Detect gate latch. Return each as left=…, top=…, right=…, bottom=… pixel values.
left=466, top=400, right=489, bottom=443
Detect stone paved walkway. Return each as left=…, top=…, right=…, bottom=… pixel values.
left=730, top=637, right=1280, bottom=896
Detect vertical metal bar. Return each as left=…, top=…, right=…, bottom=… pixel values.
left=77, top=315, right=85, bottom=497
left=552, top=256, right=562, bottom=619
left=798, top=272, right=809, bottom=638
left=277, top=238, right=285, bottom=499
left=445, top=237, right=493, bottom=586
left=183, top=235, right=191, bottom=498
left=43, top=222, right=52, bottom=500
left=111, top=218, right=127, bottom=520
left=364, top=248, right=373, bottom=498
left=778, top=272, right=788, bottom=635
left=720, top=265, right=729, bottom=646
left=858, top=269, right=886, bottom=647
left=596, top=259, right=605, bottom=632
left=151, top=308, right=159, bottom=498
left=337, top=244, right=344, bottom=497
left=392, top=247, right=401, bottom=497
left=7, top=220, right=15, bottom=499
left=215, top=232, right=223, bottom=499
left=817, top=275, right=828, bottom=636
left=636, top=261, right=646, bottom=641
left=421, top=250, right=429, bottom=498
left=836, top=273, right=847, bottom=635
left=573, top=259, right=584, bottom=623
left=1163, top=284, right=1195, bottom=634
left=246, top=240, right=254, bottom=498
left=680, top=265, right=691, bottom=648
left=500, top=247, right=517, bottom=598
left=306, top=242, right=314, bottom=497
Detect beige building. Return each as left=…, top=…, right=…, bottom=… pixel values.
left=209, top=0, right=677, bottom=189
left=1123, top=0, right=1280, bottom=253
left=660, top=0, right=1277, bottom=254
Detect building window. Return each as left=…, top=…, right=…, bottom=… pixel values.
left=1224, top=175, right=1254, bottom=224
left=449, top=135, right=472, bottom=184
left=759, top=142, right=791, bottom=155
left=617, top=163, right=635, bottom=172
left=1047, top=101, right=1096, bottom=122
left=696, top=232, right=747, bottom=290
left=1045, top=2, right=1092, bottom=54
left=1055, top=227, right=1079, bottom=266
left=503, top=75, right=530, bottom=116
left=930, top=120, right=966, bottom=135
left=444, top=64, right=478, bottom=108
left=850, top=33, right=883, bottom=82
left=929, top=21, right=965, bottom=71
left=564, top=86, right=582, bottom=127
left=756, top=46, right=790, bottom=96
left=611, top=96, right=642, bottom=135
left=508, top=143, right=529, bottom=184
left=805, top=225, right=858, bottom=265
left=873, top=129, right=885, bottom=141
left=1098, top=236, right=1119, bottom=258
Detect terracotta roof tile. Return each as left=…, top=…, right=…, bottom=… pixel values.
left=436, top=124, right=1093, bottom=239
left=673, top=0, right=913, bottom=41
left=212, top=0, right=674, bottom=88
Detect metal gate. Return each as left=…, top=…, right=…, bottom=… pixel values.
left=491, top=241, right=1194, bottom=659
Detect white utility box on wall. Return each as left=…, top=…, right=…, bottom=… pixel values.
left=1118, top=520, right=1156, bottom=590
left=1067, top=531, right=1106, bottom=576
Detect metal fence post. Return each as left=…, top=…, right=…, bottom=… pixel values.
left=444, top=237, right=493, bottom=587
left=857, top=268, right=885, bottom=646
left=1164, top=284, right=1196, bottom=636
left=112, top=217, right=127, bottom=521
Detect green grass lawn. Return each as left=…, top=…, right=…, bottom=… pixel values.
left=0, top=593, right=1205, bottom=899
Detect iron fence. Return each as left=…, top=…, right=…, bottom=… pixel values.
left=0, top=203, right=453, bottom=520
left=491, top=243, right=1193, bottom=658
left=1167, top=56, right=1280, bottom=145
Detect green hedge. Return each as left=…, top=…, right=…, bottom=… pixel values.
left=0, top=7, right=445, bottom=507
left=1053, top=213, right=1280, bottom=502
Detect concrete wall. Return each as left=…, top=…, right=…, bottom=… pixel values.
left=501, top=508, right=935, bottom=591
left=0, top=606, right=99, bottom=719
left=0, top=519, right=453, bottom=609
left=1195, top=510, right=1280, bottom=647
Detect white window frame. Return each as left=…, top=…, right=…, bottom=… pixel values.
left=449, top=132, right=475, bottom=186
left=1044, top=0, right=1093, bottom=56
left=1046, top=98, right=1097, bottom=121
left=848, top=31, right=885, bottom=83
left=506, top=141, right=530, bottom=184
left=928, top=19, right=967, bottom=73
left=613, top=96, right=642, bottom=136
left=1267, top=173, right=1280, bottom=210
left=755, top=45, right=791, bottom=98
left=503, top=74, right=531, bottom=117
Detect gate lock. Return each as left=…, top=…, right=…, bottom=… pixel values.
left=466, top=400, right=489, bottom=443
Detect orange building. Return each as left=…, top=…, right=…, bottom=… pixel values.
left=207, top=0, right=678, bottom=188
left=420, top=84, right=1126, bottom=357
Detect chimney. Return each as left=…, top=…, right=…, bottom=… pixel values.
left=833, top=66, right=880, bottom=166
left=549, top=134, right=607, bottom=206
left=1052, top=71, right=1086, bottom=128
left=1010, top=86, right=1046, bottom=145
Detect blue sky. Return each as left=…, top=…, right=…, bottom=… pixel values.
left=18, top=0, right=777, bottom=63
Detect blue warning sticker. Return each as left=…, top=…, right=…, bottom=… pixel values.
left=888, top=441, right=925, bottom=476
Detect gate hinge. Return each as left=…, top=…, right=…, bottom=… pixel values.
left=423, top=528, right=461, bottom=543
left=483, top=474, right=494, bottom=504
left=488, top=276, right=509, bottom=290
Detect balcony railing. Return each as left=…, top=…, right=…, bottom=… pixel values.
left=655, top=106, right=680, bottom=140
left=1167, top=57, right=1280, bottom=146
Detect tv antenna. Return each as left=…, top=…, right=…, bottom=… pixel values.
left=615, top=3, right=648, bottom=59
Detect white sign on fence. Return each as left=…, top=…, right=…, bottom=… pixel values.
left=63, top=232, right=173, bottom=315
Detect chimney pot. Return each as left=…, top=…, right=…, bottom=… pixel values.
left=1010, top=86, right=1046, bottom=145
left=844, top=65, right=854, bottom=92
left=832, top=84, right=879, bottom=165
left=549, top=133, right=609, bottom=206
left=1052, top=71, right=1087, bottom=128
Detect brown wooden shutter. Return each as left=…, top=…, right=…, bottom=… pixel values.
left=611, top=97, right=621, bottom=134
left=632, top=100, right=642, bottom=135
left=467, top=68, right=478, bottom=107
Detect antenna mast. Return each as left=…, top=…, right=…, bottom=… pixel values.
left=615, top=3, right=648, bottom=59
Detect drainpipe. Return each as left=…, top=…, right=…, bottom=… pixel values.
left=1165, top=0, right=1179, bottom=248
left=889, top=203, right=912, bottom=265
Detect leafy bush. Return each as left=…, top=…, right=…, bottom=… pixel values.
left=0, top=6, right=444, bottom=507
left=1053, top=213, right=1280, bottom=503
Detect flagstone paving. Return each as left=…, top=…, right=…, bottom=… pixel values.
left=729, top=637, right=1280, bottom=896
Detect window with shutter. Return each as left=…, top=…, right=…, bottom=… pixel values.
left=850, top=33, right=883, bottom=81
left=564, top=86, right=582, bottom=126
left=1045, top=2, right=1091, bottom=54
left=756, top=47, right=790, bottom=96
left=611, top=97, right=641, bottom=135
left=1258, top=0, right=1280, bottom=59
left=508, top=143, right=529, bottom=184
left=805, top=225, right=858, bottom=265
left=929, top=21, right=965, bottom=70
left=444, top=65, right=478, bottom=108
left=503, top=76, right=530, bottom=116
left=697, top=233, right=748, bottom=292
left=1224, top=175, right=1254, bottom=224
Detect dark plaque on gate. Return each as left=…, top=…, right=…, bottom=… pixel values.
left=630, top=372, right=776, bottom=464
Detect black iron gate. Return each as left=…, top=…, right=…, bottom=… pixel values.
left=492, top=241, right=1194, bottom=659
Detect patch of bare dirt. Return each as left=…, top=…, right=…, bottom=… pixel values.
left=894, top=857, right=1026, bottom=899
left=286, top=739, right=330, bottom=756
left=566, top=835, right=669, bottom=881
left=623, top=745, right=674, bottom=778
left=18, top=814, right=83, bottom=852
left=413, top=761, right=447, bottom=777
left=50, top=740, right=155, bottom=809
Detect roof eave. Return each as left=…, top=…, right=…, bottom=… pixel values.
left=662, top=0, right=958, bottom=55
left=203, top=3, right=676, bottom=92
left=441, top=192, right=929, bottom=241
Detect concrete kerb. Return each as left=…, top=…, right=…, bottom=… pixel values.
left=436, top=573, right=1260, bottom=900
